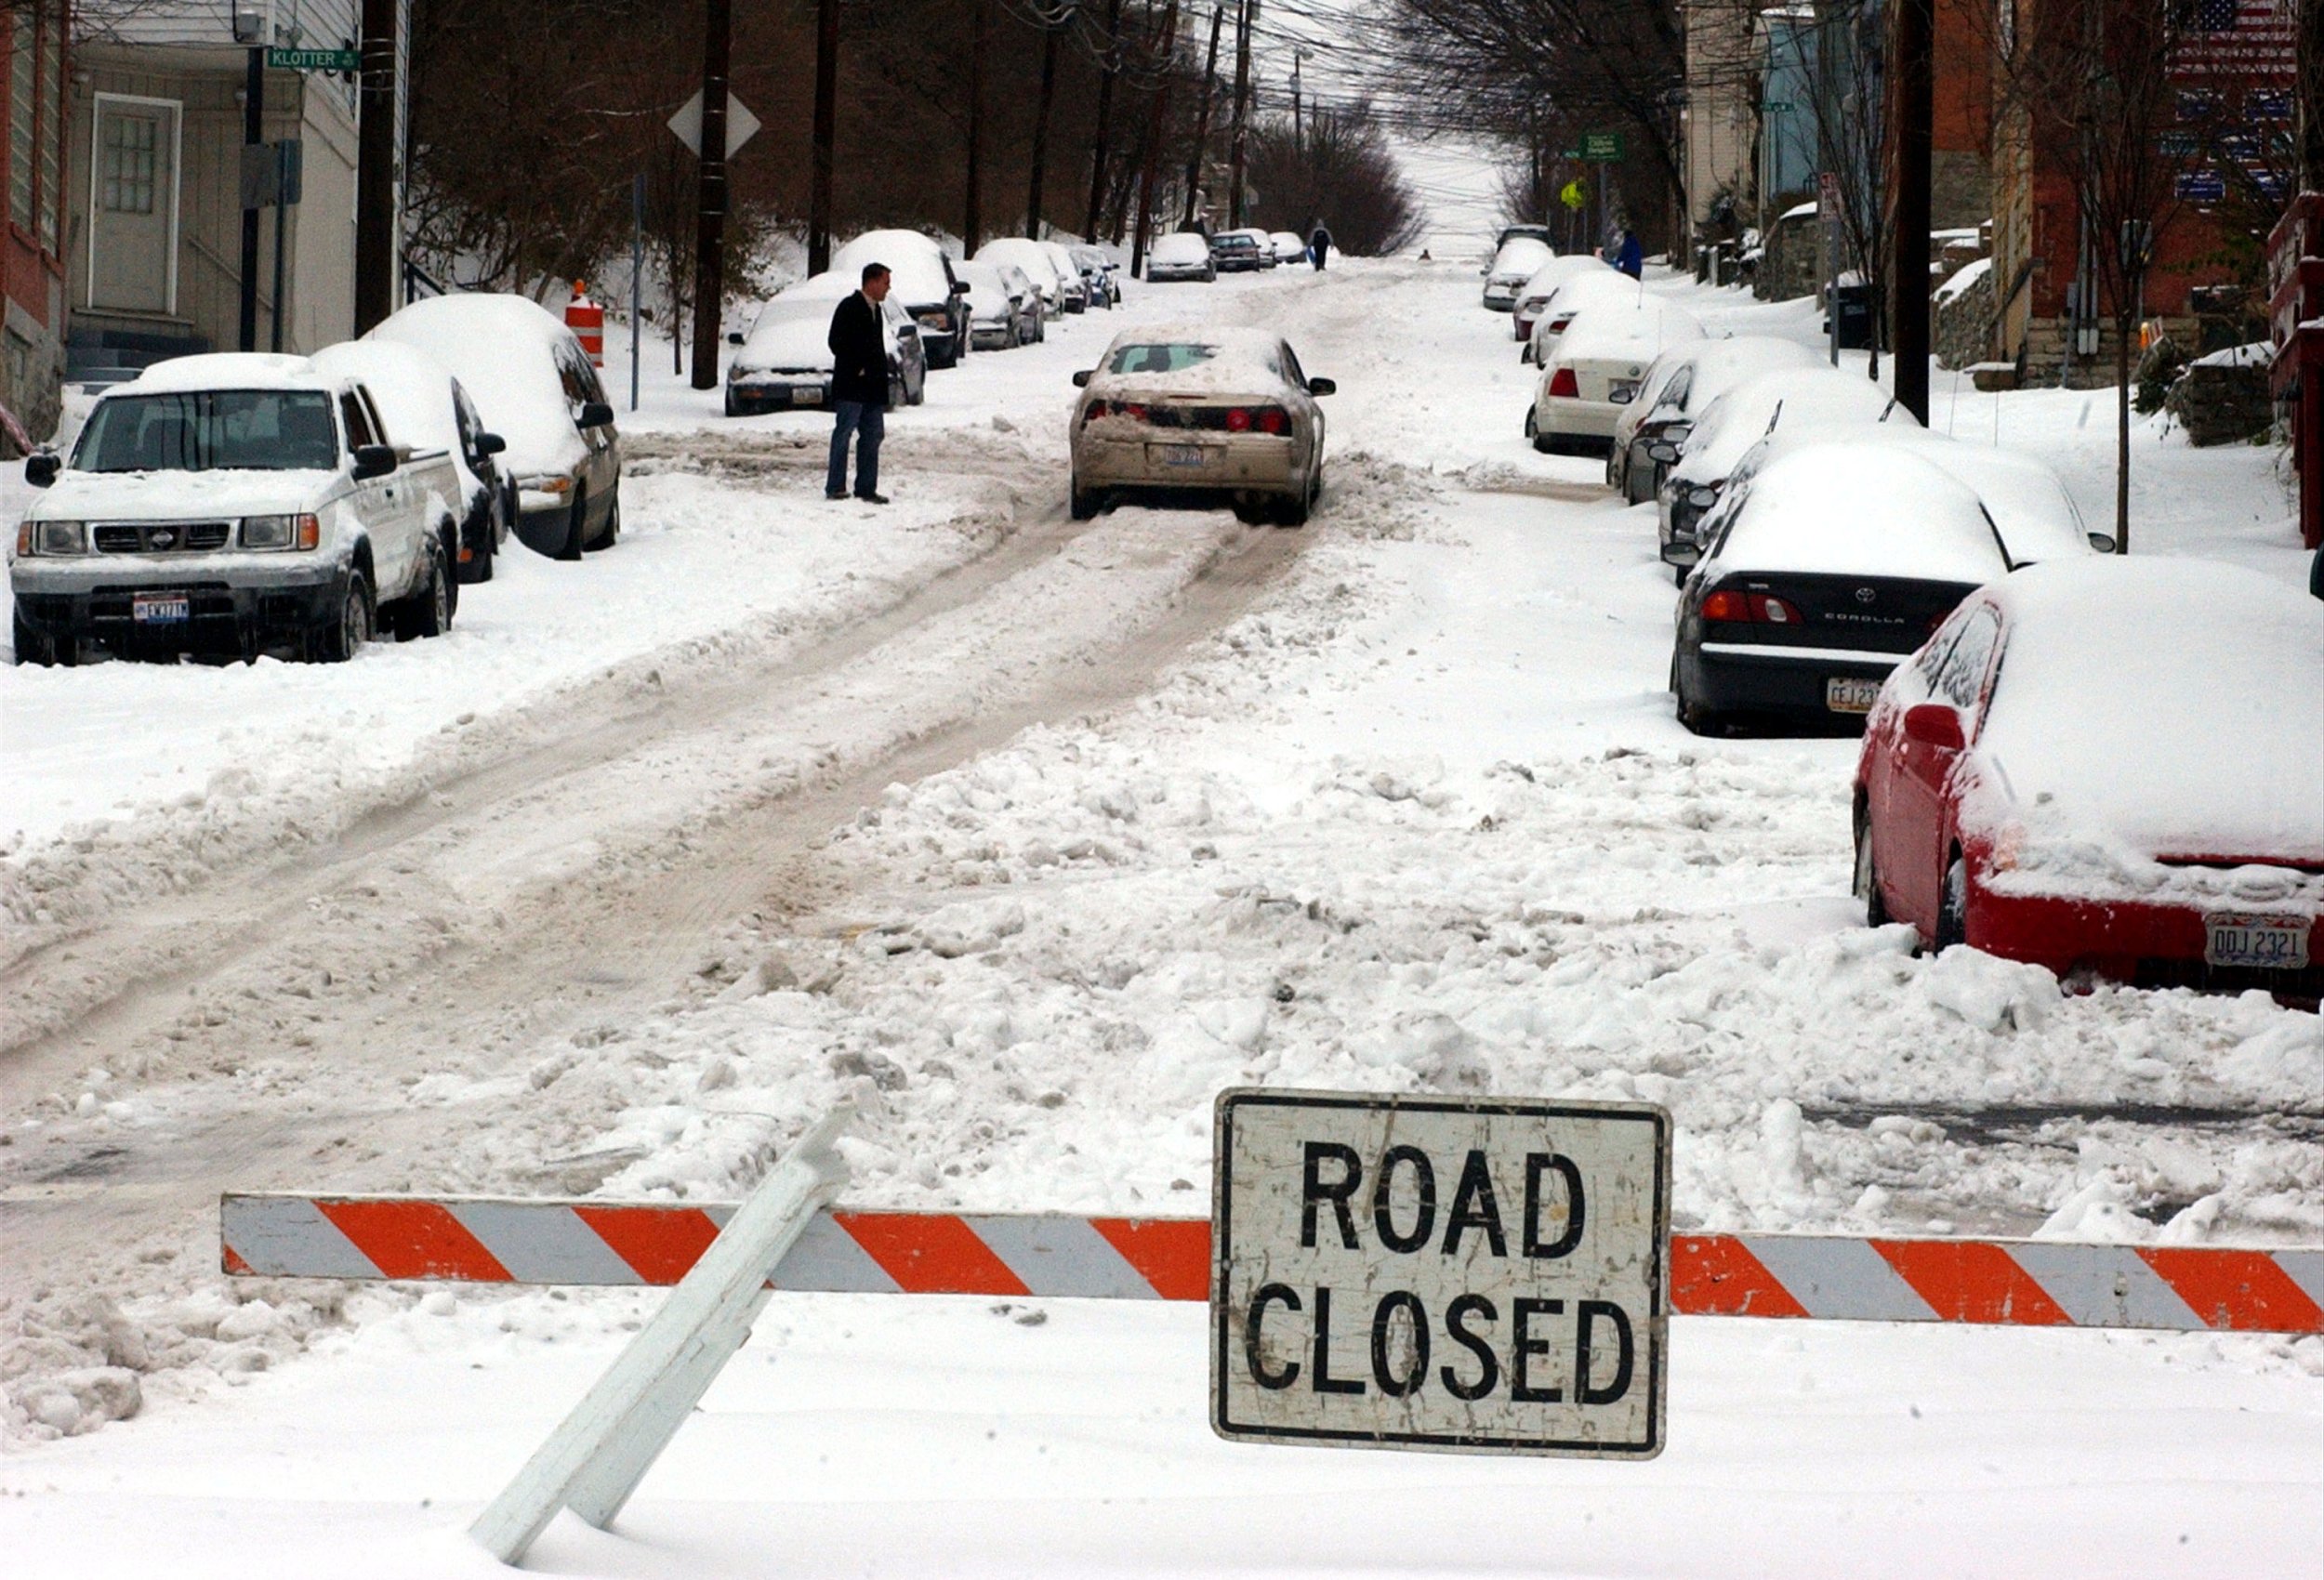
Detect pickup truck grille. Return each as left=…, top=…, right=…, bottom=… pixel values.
left=93, top=520, right=233, bottom=554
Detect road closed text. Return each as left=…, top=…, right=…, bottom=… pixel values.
left=1210, top=1092, right=1670, bottom=1456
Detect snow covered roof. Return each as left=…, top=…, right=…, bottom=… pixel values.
left=1712, top=441, right=2007, bottom=585
left=1089, top=327, right=1287, bottom=390
left=1554, top=300, right=1706, bottom=364
left=2190, top=342, right=2271, bottom=368
left=1779, top=201, right=1819, bottom=222
left=123, top=353, right=334, bottom=394
left=1976, top=557, right=2324, bottom=862
left=367, top=294, right=590, bottom=478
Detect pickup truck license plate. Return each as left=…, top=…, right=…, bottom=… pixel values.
left=1155, top=444, right=1210, bottom=468
left=1825, top=677, right=1882, bottom=713
left=2203, top=914, right=2309, bottom=970
left=132, top=594, right=191, bottom=625
left=791, top=386, right=823, bottom=404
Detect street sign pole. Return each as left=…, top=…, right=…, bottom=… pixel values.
left=1820, top=171, right=1842, bottom=367
left=631, top=173, right=645, bottom=413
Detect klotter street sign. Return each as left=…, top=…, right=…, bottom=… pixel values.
left=1210, top=1089, right=1670, bottom=1457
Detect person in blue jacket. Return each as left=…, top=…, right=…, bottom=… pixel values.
left=1616, top=228, right=1644, bottom=279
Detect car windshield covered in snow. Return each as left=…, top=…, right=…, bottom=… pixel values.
left=1105, top=342, right=1222, bottom=375
left=73, top=389, right=339, bottom=473
left=1149, top=233, right=1210, bottom=266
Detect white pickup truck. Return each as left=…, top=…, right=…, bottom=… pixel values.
left=10, top=352, right=465, bottom=665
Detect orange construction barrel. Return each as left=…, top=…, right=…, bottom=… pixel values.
left=565, top=280, right=605, bottom=368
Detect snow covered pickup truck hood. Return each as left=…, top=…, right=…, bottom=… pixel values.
left=27, top=466, right=348, bottom=522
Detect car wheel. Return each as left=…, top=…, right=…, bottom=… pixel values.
left=1936, top=854, right=1968, bottom=950
left=1673, top=660, right=1720, bottom=735
left=390, top=534, right=454, bottom=640
left=908, top=365, right=926, bottom=406
left=11, top=609, right=57, bottom=666
left=309, top=568, right=374, bottom=663
left=560, top=485, right=588, bottom=560
left=1274, top=486, right=1310, bottom=528
left=724, top=386, right=741, bottom=417
left=1524, top=407, right=1538, bottom=439
left=1069, top=478, right=1101, bottom=520
left=587, top=489, right=620, bottom=551
left=1853, top=807, right=1890, bottom=927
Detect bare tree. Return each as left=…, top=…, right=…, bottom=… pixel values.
left=1245, top=100, right=1425, bottom=253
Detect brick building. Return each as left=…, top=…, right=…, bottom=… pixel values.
left=0, top=0, right=69, bottom=451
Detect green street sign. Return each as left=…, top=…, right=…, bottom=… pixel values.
left=1581, top=131, right=1625, bottom=162
left=267, top=46, right=361, bottom=72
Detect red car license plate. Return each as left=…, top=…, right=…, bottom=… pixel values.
left=2203, top=914, right=2309, bottom=970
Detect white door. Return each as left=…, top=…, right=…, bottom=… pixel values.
left=89, top=97, right=178, bottom=314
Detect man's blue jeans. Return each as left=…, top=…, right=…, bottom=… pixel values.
left=828, top=401, right=884, bottom=497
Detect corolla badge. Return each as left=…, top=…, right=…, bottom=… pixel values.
left=1854, top=586, right=1877, bottom=604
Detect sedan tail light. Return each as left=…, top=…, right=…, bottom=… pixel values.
left=1699, top=587, right=1802, bottom=624
left=1547, top=367, right=1580, bottom=399
left=1083, top=401, right=1150, bottom=424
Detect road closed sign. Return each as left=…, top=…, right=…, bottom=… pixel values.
left=1210, top=1089, right=1670, bottom=1457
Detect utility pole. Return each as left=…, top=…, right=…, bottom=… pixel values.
left=354, top=0, right=397, bottom=334
left=1181, top=7, right=1223, bottom=228
left=1026, top=9, right=1063, bottom=238
left=1226, top=0, right=1253, bottom=230
left=690, top=0, right=731, bottom=390
left=964, top=0, right=985, bottom=249
left=1290, top=49, right=1301, bottom=157
left=239, top=46, right=262, bottom=351
left=1891, top=0, right=1934, bottom=422
left=1132, top=0, right=1180, bottom=272
left=1086, top=0, right=1124, bottom=240
left=809, top=0, right=838, bottom=274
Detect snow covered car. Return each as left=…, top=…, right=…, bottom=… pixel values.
left=957, top=259, right=1031, bottom=349
left=1670, top=441, right=2012, bottom=733
left=11, top=352, right=461, bottom=665
left=1895, top=439, right=2117, bottom=559
left=310, top=339, right=511, bottom=584
left=1852, top=557, right=2324, bottom=1000
left=1481, top=236, right=1554, bottom=310
left=1520, top=270, right=1644, bottom=365
left=1511, top=256, right=1615, bottom=344
left=1067, top=327, right=1334, bottom=525
left=1145, top=230, right=1217, bottom=283
left=976, top=237, right=1076, bottom=312
left=724, top=271, right=928, bottom=412
left=1608, top=336, right=1822, bottom=505
left=833, top=230, right=970, bottom=367
left=991, top=259, right=1048, bottom=342
left=1657, top=367, right=1906, bottom=575
left=1070, top=244, right=1120, bottom=308
left=1039, top=241, right=1091, bottom=311
left=1268, top=230, right=1310, bottom=265
left=369, top=294, right=623, bottom=560
left=1526, top=298, right=1704, bottom=455
left=1210, top=230, right=1268, bottom=272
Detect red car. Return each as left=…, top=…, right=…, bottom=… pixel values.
left=1853, top=557, right=2324, bottom=1000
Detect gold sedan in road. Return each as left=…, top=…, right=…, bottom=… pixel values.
left=1069, top=328, right=1335, bottom=526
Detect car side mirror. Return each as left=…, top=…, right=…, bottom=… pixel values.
left=1308, top=377, right=1335, bottom=396
left=1659, top=539, right=1699, bottom=566
left=727, top=331, right=746, bottom=346
left=1902, top=703, right=1965, bottom=752
left=473, top=431, right=506, bottom=457
left=350, top=443, right=398, bottom=481
left=955, top=283, right=971, bottom=296
left=578, top=402, right=615, bottom=430
left=23, top=452, right=59, bottom=487
left=1072, top=370, right=1092, bottom=388
left=2086, top=531, right=2117, bottom=553
left=1647, top=441, right=1679, bottom=464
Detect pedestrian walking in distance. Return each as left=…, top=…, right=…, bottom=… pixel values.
left=826, top=263, right=892, bottom=504
left=1309, top=224, right=1332, bottom=271
left=1616, top=227, right=1644, bottom=280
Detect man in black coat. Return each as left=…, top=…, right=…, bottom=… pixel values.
left=1309, top=225, right=1332, bottom=271
left=826, top=262, right=892, bottom=503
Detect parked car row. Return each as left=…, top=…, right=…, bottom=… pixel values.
left=1472, top=267, right=2321, bottom=1002
left=12, top=293, right=622, bottom=666
left=1143, top=227, right=1313, bottom=286
left=724, top=231, right=1122, bottom=417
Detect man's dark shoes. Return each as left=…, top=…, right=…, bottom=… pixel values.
left=856, top=492, right=891, bottom=506
left=825, top=490, right=847, bottom=501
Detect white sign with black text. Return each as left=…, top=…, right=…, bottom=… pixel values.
left=1210, top=1090, right=1670, bottom=1457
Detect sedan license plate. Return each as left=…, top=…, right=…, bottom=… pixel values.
left=132, top=593, right=190, bottom=625
left=1826, top=677, right=1882, bottom=714
left=1154, top=444, right=1211, bottom=468
left=2203, top=913, right=2310, bottom=970
left=791, top=386, right=823, bottom=404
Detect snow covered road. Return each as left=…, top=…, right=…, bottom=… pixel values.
left=3, top=262, right=2317, bottom=1573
